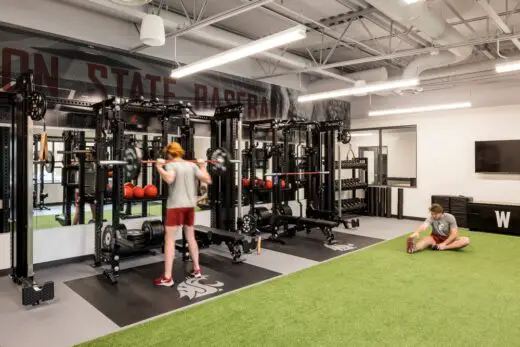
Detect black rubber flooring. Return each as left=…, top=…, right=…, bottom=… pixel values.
left=65, top=253, right=280, bottom=327
left=262, top=231, right=383, bottom=262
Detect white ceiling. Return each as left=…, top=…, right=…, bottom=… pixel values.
left=151, top=0, right=520, bottom=76
left=4, top=0, right=520, bottom=95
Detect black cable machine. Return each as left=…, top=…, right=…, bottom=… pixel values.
left=91, top=97, right=170, bottom=284
left=189, top=104, right=252, bottom=263
left=273, top=120, right=338, bottom=244
left=242, top=118, right=278, bottom=235
left=305, top=121, right=363, bottom=229
left=242, top=119, right=338, bottom=244
left=2, top=71, right=54, bottom=305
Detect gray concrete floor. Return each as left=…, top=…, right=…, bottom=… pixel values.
left=0, top=217, right=415, bottom=347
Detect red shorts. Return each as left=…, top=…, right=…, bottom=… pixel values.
left=432, top=234, right=448, bottom=244
left=166, top=207, right=195, bottom=227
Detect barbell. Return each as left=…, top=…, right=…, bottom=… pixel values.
left=264, top=171, right=330, bottom=177
left=56, top=146, right=240, bottom=181
left=122, top=147, right=239, bottom=180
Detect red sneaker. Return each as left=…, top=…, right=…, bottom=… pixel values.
left=407, top=237, right=416, bottom=254
left=154, top=276, right=174, bottom=287
left=190, top=268, right=202, bottom=278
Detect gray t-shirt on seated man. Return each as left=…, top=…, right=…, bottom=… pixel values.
left=424, top=213, right=458, bottom=237
left=166, top=161, right=203, bottom=208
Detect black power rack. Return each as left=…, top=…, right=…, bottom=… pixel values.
left=2, top=72, right=55, bottom=305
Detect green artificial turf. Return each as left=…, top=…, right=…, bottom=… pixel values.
left=78, top=230, right=520, bottom=347
left=33, top=205, right=165, bottom=230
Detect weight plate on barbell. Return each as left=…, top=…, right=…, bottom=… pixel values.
left=101, top=225, right=115, bottom=252
left=45, top=151, right=55, bottom=173
left=278, top=205, right=292, bottom=216
left=209, top=148, right=230, bottom=176
left=241, top=214, right=256, bottom=235
left=124, top=146, right=142, bottom=181
left=142, top=219, right=164, bottom=246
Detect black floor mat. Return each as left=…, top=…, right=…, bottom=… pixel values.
left=262, top=231, right=383, bottom=262
left=65, top=253, right=280, bottom=327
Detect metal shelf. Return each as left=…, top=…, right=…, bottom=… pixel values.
left=123, top=197, right=167, bottom=203
left=334, top=161, right=368, bottom=169
left=335, top=183, right=368, bottom=191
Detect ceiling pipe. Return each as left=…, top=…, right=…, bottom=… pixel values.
left=306, top=67, right=388, bottom=94
left=365, top=0, right=473, bottom=81
left=421, top=54, right=520, bottom=81
left=477, top=0, right=520, bottom=51
left=257, top=32, right=520, bottom=79
left=238, top=0, right=403, bottom=71
left=130, top=0, right=274, bottom=52
left=82, top=0, right=355, bottom=83
left=83, top=0, right=306, bottom=69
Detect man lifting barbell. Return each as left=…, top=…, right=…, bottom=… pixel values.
left=154, top=141, right=212, bottom=287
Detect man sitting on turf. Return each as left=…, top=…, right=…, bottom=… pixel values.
left=407, top=203, right=470, bottom=253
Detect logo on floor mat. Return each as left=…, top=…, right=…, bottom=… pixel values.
left=324, top=243, right=357, bottom=252
left=177, top=275, right=224, bottom=300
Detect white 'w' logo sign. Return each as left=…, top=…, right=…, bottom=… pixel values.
left=495, top=211, right=511, bottom=228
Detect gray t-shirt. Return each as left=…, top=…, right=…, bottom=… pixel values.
left=166, top=161, right=203, bottom=208
left=76, top=162, right=96, bottom=195
left=424, top=213, right=458, bottom=237
left=85, top=162, right=96, bottom=195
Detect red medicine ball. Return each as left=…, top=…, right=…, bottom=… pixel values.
left=123, top=185, right=134, bottom=199
left=144, top=184, right=158, bottom=198
left=265, top=180, right=273, bottom=189
left=133, top=186, right=145, bottom=199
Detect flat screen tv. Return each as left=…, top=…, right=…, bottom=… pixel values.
left=475, top=140, right=520, bottom=173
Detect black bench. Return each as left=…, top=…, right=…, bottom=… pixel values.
left=194, top=225, right=245, bottom=242
left=278, top=215, right=338, bottom=228
left=276, top=215, right=337, bottom=244
left=189, top=225, right=246, bottom=263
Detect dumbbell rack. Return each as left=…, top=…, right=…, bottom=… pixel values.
left=335, top=158, right=369, bottom=216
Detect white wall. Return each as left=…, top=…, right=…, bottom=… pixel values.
left=383, top=130, right=416, bottom=179
left=352, top=104, right=520, bottom=218
left=0, top=233, right=10, bottom=271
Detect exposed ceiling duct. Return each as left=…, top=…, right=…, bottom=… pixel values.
left=82, top=0, right=359, bottom=84
left=111, top=0, right=152, bottom=5
left=306, top=67, right=388, bottom=96
left=365, top=0, right=473, bottom=80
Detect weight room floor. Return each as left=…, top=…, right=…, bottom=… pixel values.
left=0, top=217, right=410, bottom=347
left=5, top=218, right=520, bottom=347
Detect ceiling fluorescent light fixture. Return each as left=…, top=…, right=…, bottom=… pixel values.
left=171, top=25, right=307, bottom=78
left=368, top=102, right=472, bottom=117
left=495, top=60, right=520, bottom=73
left=297, top=78, right=419, bottom=103
left=111, top=0, right=153, bottom=5
left=403, top=0, right=422, bottom=4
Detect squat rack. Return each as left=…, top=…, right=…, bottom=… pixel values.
left=3, top=71, right=55, bottom=305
